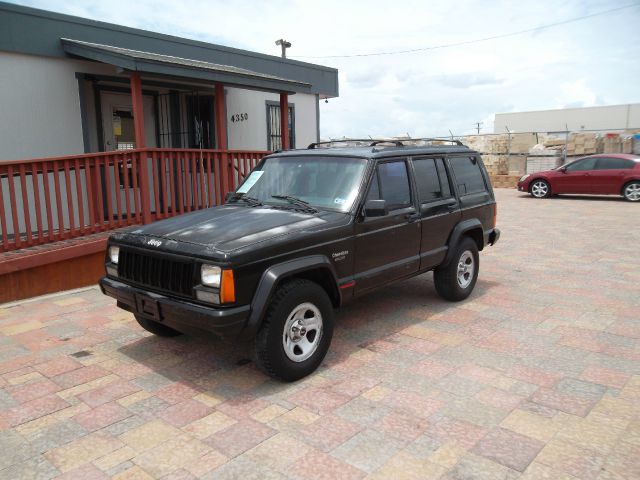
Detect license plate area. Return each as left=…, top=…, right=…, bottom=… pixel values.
left=135, top=294, right=161, bottom=320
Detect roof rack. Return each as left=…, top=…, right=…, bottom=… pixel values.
left=307, top=137, right=463, bottom=149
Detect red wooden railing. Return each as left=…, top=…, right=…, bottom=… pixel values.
left=0, top=148, right=267, bottom=253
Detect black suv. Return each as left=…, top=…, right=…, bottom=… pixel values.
left=101, top=139, right=500, bottom=381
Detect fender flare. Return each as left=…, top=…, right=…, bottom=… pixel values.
left=441, top=219, right=484, bottom=266
left=242, top=255, right=340, bottom=338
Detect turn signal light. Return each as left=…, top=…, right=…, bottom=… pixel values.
left=220, top=269, right=236, bottom=304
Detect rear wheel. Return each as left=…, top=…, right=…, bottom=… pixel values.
left=254, top=279, right=334, bottom=382
left=530, top=179, right=551, bottom=198
left=623, top=181, right=640, bottom=201
left=134, top=314, right=182, bottom=337
left=434, top=237, right=479, bottom=302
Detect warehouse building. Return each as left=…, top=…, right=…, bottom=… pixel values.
left=494, top=103, right=640, bottom=134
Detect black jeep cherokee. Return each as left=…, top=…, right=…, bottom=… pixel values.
left=100, top=139, right=500, bottom=381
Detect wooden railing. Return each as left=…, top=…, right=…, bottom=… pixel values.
left=0, top=148, right=267, bottom=253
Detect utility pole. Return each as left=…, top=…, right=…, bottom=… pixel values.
left=473, top=122, right=483, bottom=134
left=275, top=39, right=292, bottom=58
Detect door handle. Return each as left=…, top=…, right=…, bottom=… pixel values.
left=405, top=212, right=420, bottom=223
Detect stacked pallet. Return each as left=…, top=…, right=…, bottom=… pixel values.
left=489, top=174, right=520, bottom=189
left=566, top=133, right=599, bottom=156
left=526, top=144, right=563, bottom=174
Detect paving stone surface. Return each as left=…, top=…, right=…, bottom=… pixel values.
left=1, top=189, right=639, bottom=478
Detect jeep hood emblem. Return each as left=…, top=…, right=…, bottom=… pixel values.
left=147, top=239, right=162, bottom=247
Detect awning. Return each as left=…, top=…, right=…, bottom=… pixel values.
left=61, top=38, right=311, bottom=93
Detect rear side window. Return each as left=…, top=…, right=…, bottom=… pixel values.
left=413, top=158, right=452, bottom=202
left=367, top=160, right=411, bottom=210
left=595, top=157, right=634, bottom=170
left=449, top=156, right=486, bottom=195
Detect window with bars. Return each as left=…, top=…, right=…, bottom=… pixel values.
left=266, top=101, right=295, bottom=151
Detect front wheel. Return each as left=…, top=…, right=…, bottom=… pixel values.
left=623, top=181, right=640, bottom=201
left=530, top=179, right=551, bottom=198
left=254, top=279, right=334, bottom=382
left=434, top=237, right=479, bottom=302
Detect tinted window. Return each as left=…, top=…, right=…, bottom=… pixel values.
left=449, top=156, right=486, bottom=195
left=596, top=157, right=635, bottom=170
left=566, top=157, right=597, bottom=171
left=413, top=158, right=442, bottom=202
left=369, top=161, right=411, bottom=209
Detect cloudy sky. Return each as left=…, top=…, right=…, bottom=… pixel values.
left=11, top=0, right=640, bottom=138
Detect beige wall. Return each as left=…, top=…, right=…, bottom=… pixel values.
left=226, top=88, right=318, bottom=150
left=494, top=104, right=640, bottom=133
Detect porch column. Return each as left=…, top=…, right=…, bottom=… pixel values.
left=214, top=84, right=232, bottom=195
left=279, top=92, right=290, bottom=150
left=130, top=72, right=146, bottom=148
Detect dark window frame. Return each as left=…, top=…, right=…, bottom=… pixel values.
left=266, top=100, right=295, bottom=151
left=412, top=156, right=454, bottom=204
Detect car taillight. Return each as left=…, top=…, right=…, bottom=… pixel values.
left=493, top=204, right=497, bottom=228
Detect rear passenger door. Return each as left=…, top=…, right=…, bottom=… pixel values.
left=411, top=157, right=461, bottom=269
left=354, top=159, right=421, bottom=293
left=448, top=155, right=493, bottom=227
left=591, top=157, right=635, bottom=194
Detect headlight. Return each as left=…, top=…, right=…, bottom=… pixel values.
left=109, top=246, right=120, bottom=264
left=519, top=174, right=530, bottom=182
left=201, top=265, right=221, bottom=287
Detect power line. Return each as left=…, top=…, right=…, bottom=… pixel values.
left=290, top=4, right=638, bottom=59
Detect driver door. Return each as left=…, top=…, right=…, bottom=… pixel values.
left=354, top=159, right=421, bottom=293
left=554, top=157, right=597, bottom=193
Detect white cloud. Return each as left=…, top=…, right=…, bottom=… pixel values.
left=11, top=0, right=640, bottom=136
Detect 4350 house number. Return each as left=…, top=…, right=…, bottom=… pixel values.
left=230, top=113, right=248, bottom=122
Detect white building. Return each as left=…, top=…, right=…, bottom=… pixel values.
left=494, top=104, right=640, bottom=134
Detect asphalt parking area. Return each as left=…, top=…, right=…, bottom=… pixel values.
left=1, top=188, right=639, bottom=479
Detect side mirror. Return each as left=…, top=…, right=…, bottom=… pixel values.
left=224, top=192, right=235, bottom=203
left=559, top=166, right=567, bottom=173
left=364, top=199, right=387, bottom=217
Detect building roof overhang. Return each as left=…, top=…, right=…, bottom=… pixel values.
left=61, top=38, right=311, bottom=94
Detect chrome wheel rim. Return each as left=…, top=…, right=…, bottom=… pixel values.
left=282, top=302, right=323, bottom=363
left=457, top=251, right=475, bottom=289
left=531, top=181, right=549, bottom=198
left=624, top=183, right=640, bottom=201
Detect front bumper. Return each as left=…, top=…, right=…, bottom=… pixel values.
left=100, top=277, right=250, bottom=340
left=517, top=181, right=528, bottom=192
left=488, top=228, right=500, bottom=246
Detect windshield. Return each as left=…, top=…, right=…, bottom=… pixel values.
left=235, top=156, right=368, bottom=212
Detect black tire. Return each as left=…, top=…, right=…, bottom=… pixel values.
left=254, top=279, right=334, bottom=382
left=622, top=181, right=640, bottom=202
left=434, top=237, right=479, bottom=302
left=134, top=314, right=182, bottom=337
left=529, top=179, right=551, bottom=198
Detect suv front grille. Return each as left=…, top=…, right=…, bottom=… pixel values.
left=118, top=249, right=196, bottom=297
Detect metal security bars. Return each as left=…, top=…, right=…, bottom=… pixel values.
left=266, top=102, right=295, bottom=151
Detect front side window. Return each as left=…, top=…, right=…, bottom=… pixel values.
left=449, top=156, right=486, bottom=195
left=366, top=161, right=411, bottom=210
left=566, top=157, right=597, bottom=171
left=595, top=157, right=634, bottom=170
left=236, top=156, right=367, bottom=212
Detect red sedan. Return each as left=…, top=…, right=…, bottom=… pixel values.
left=517, top=154, right=640, bottom=201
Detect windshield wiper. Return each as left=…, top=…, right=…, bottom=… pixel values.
left=226, top=192, right=263, bottom=207
left=271, top=194, right=318, bottom=213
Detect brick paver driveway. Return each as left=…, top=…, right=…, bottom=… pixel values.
left=1, top=189, right=639, bottom=479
